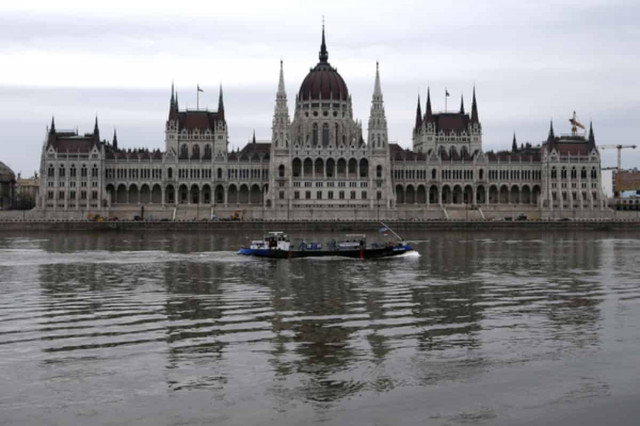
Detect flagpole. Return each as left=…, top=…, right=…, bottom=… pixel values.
left=445, top=88, right=447, bottom=113
left=197, top=85, right=200, bottom=110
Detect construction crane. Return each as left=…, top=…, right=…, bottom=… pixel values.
left=599, top=144, right=637, bottom=172
left=569, top=111, right=586, bottom=136
left=599, top=144, right=637, bottom=196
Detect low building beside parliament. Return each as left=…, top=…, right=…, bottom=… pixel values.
left=37, top=28, right=609, bottom=220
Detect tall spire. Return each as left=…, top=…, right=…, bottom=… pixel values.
left=93, top=116, right=100, bottom=140
left=113, top=129, right=118, bottom=150
left=277, top=60, right=286, bottom=95
left=218, top=84, right=224, bottom=116
left=367, top=60, right=388, bottom=149
left=548, top=119, right=555, bottom=140
left=415, top=95, right=422, bottom=129
left=374, top=62, right=382, bottom=96
left=319, top=20, right=328, bottom=63
left=471, top=86, right=479, bottom=123
left=49, top=116, right=56, bottom=134
left=169, top=82, right=178, bottom=120
left=460, top=94, right=465, bottom=114
left=588, top=121, right=596, bottom=149
left=425, top=87, right=433, bottom=122
left=512, top=132, right=517, bottom=152
left=252, top=129, right=256, bottom=144
left=272, top=60, right=290, bottom=150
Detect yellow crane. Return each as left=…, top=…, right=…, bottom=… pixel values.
left=600, top=144, right=637, bottom=172
left=569, top=111, right=586, bottom=136
left=599, top=144, right=637, bottom=196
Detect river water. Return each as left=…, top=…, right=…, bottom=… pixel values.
left=1, top=230, right=640, bottom=425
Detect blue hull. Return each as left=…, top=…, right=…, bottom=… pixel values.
left=238, top=245, right=413, bottom=259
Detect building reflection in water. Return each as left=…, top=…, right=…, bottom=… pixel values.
left=29, top=230, right=606, bottom=411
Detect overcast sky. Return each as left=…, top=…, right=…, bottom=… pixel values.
left=1, top=0, right=639, bottom=177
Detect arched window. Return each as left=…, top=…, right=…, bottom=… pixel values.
left=376, top=165, right=383, bottom=179
left=561, top=167, right=567, bottom=179
left=204, top=144, right=212, bottom=159
left=479, top=169, right=484, bottom=180
left=192, top=144, right=200, bottom=160
left=168, top=167, right=173, bottom=179
left=278, top=164, right=285, bottom=178
left=432, top=168, right=437, bottom=180
left=91, top=164, right=98, bottom=178
left=70, top=164, right=77, bottom=178
left=48, top=165, right=54, bottom=178
left=571, top=167, right=577, bottom=179
left=180, top=144, right=188, bottom=159
left=591, top=168, right=597, bottom=179
left=59, top=165, right=65, bottom=178
left=551, top=167, right=557, bottom=179
left=312, top=123, right=318, bottom=145
left=322, top=123, right=329, bottom=146
left=81, top=164, right=87, bottom=177
left=581, top=167, right=587, bottom=179
left=217, top=168, right=223, bottom=179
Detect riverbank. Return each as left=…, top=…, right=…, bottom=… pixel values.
left=0, top=219, right=637, bottom=232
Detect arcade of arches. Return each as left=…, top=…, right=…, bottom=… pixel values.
left=395, top=184, right=543, bottom=206
left=105, top=183, right=268, bottom=206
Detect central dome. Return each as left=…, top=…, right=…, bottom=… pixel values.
left=298, top=27, right=349, bottom=102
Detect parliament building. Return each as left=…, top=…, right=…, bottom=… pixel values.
left=38, top=27, right=608, bottom=220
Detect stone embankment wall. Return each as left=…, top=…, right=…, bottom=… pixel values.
left=0, top=218, right=637, bottom=233
left=0, top=204, right=620, bottom=222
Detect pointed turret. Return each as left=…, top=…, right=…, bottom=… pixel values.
left=49, top=116, right=56, bottom=134
left=460, top=95, right=465, bottom=114
left=319, top=22, right=328, bottom=63
left=374, top=61, right=382, bottom=96
left=169, top=83, right=178, bottom=120
left=425, top=87, right=433, bottom=122
left=113, top=129, right=118, bottom=150
left=415, top=95, right=422, bottom=130
left=588, top=121, right=596, bottom=150
left=252, top=129, right=256, bottom=144
left=218, top=84, right=224, bottom=116
left=471, top=86, right=479, bottom=123
left=546, top=120, right=556, bottom=152
left=272, top=60, right=291, bottom=150
left=512, top=133, right=517, bottom=152
left=93, top=116, right=100, bottom=141
left=277, top=60, right=286, bottom=95
left=367, top=61, right=388, bottom=149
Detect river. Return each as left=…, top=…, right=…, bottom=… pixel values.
left=1, top=230, right=640, bottom=425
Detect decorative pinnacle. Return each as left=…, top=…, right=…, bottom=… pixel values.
left=319, top=20, right=328, bottom=62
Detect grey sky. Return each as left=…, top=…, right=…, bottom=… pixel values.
left=1, top=0, right=639, bottom=177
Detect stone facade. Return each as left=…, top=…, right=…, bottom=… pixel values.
left=0, top=161, right=16, bottom=209
left=37, top=28, right=609, bottom=220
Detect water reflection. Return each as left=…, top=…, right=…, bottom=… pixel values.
left=1, top=231, right=636, bottom=424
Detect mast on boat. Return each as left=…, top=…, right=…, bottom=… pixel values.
left=379, top=221, right=404, bottom=242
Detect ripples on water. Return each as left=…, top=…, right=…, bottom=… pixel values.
left=1, top=231, right=640, bottom=425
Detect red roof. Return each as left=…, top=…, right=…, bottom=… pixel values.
left=556, top=143, right=590, bottom=156
left=389, top=144, right=427, bottom=161
left=48, top=133, right=95, bottom=153
left=177, top=110, right=224, bottom=131
left=299, top=62, right=349, bottom=101
left=486, top=152, right=541, bottom=162
left=431, top=113, right=470, bottom=134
